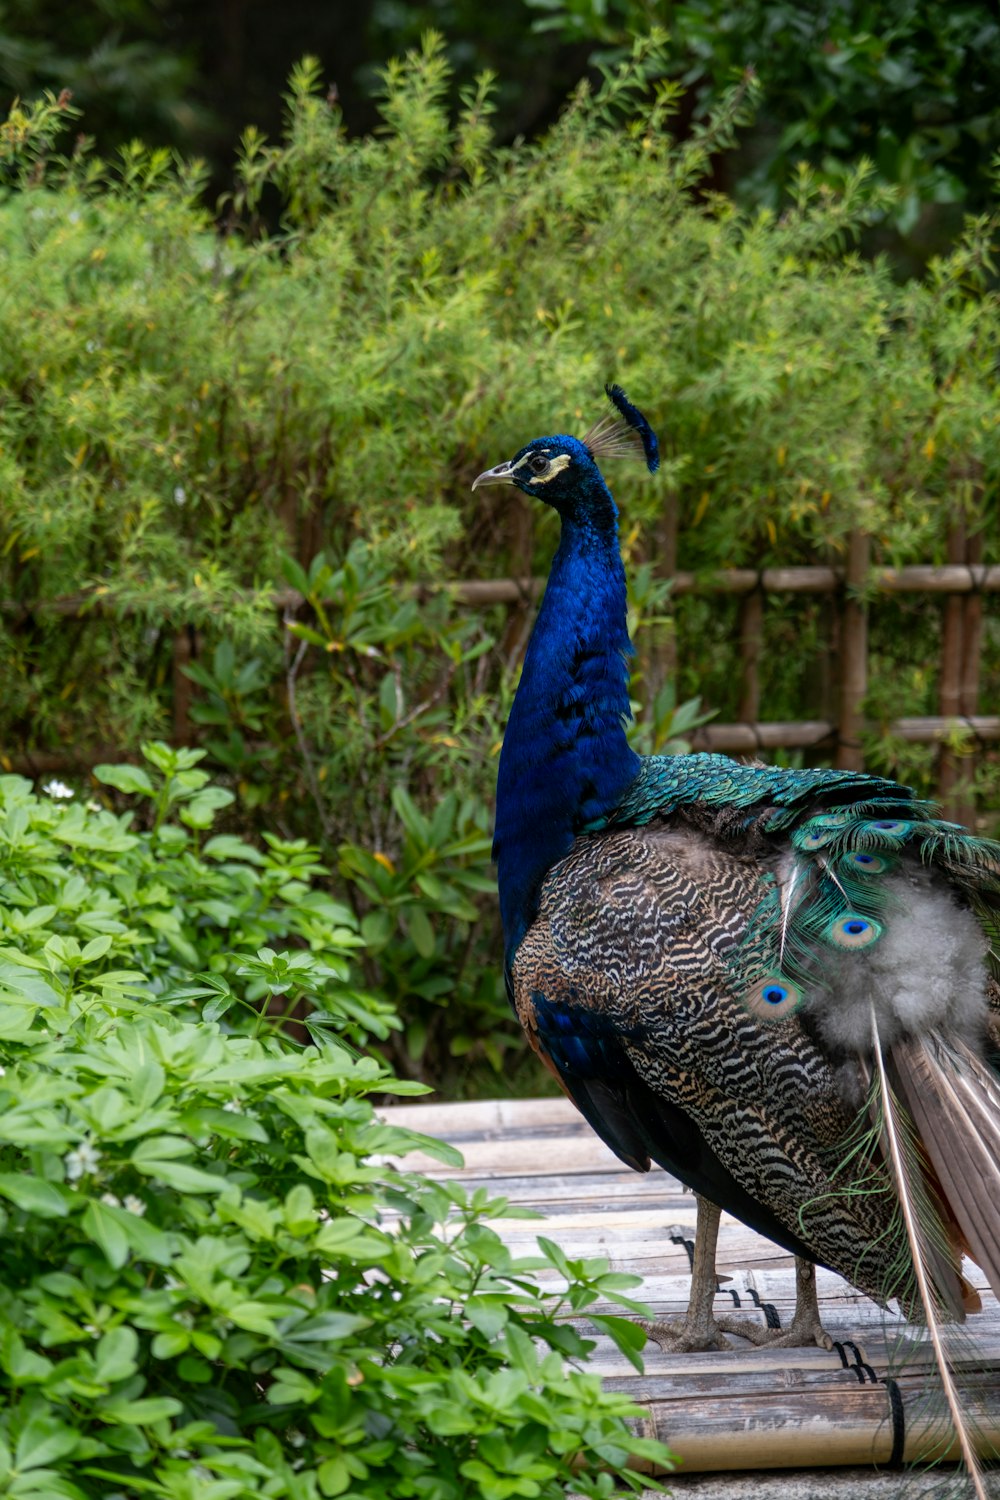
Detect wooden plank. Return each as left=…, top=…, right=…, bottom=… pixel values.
left=378, top=1096, right=584, bottom=1135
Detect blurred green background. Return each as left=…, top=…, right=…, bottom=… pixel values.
left=3, top=0, right=999, bottom=268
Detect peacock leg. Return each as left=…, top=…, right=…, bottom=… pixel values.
left=641, top=1200, right=835, bottom=1353
left=640, top=1195, right=736, bottom=1353
left=725, top=1254, right=834, bottom=1350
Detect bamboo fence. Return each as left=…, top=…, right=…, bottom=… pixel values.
left=5, top=528, right=998, bottom=819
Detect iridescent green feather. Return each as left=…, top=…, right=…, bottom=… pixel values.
left=730, top=806, right=1000, bottom=1019
left=593, top=754, right=1000, bottom=1017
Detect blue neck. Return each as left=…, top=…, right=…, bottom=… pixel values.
left=493, top=501, right=641, bottom=963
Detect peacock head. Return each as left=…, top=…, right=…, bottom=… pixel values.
left=471, top=385, right=659, bottom=526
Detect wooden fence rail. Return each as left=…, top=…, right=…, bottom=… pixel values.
left=6, top=563, right=1000, bottom=621
left=3, top=539, right=997, bottom=818
left=449, top=563, right=1000, bottom=606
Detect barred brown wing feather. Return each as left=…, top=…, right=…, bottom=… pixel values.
left=513, top=822, right=906, bottom=1299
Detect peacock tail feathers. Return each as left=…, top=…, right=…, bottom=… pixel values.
left=591, top=752, right=1000, bottom=1041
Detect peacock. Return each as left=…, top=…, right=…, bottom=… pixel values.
left=473, top=387, right=1000, bottom=1477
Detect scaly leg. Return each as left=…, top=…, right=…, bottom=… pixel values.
left=641, top=1198, right=833, bottom=1353
left=640, top=1196, right=740, bottom=1352
left=724, top=1254, right=834, bottom=1350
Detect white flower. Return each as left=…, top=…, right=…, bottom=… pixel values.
left=85, top=799, right=102, bottom=813
left=85, top=339, right=98, bottom=354
left=43, top=779, right=74, bottom=800
left=100, top=1192, right=121, bottom=1208
left=0, top=1066, right=6, bottom=1077
left=222, top=1099, right=242, bottom=1113
left=173, top=486, right=187, bottom=506
left=123, top=1194, right=147, bottom=1217
left=64, top=1141, right=102, bottom=1181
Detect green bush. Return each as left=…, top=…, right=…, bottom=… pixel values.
left=0, top=756, right=674, bottom=1498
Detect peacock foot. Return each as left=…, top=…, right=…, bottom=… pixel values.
left=640, top=1254, right=839, bottom=1354
left=637, top=1312, right=733, bottom=1354
left=638, top=1305, right=832, bottom=1354
left=709, top=1307, right=834, bottom=1351
left=723, top=1255, right=835, bottom=1351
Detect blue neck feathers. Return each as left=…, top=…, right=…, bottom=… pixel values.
left=493, top=487, right=640, bottom=962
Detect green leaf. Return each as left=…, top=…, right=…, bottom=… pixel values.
left=94, top=1326, right=140, bottom=1383
left=391, top=784, right=429, bottom=843
left=466, top=1296, right=510, bottom=1338
left=279, top=1310, right=370, bottom=1342
left=279, top=553, right=311, bottom=596
left=101, top=1396, right=183, bottom=1425
left=93, top=764, right=155, bottom=797
left=133, top=1158, right=224, bottom=1194
left=180, top=787, right=236, bottom=829
left=285, top=621, right=328, bottom=647
left=81, top=1200, right=131, bottom=1268
left=588, top=1315, right=647, bottom=1372
left=14, top=1416, right=78, bottom=1471
left=101, top=1202, right=174, bottom=1264
left=203, top=835, right=266, bottom=865
left=132, top=1135, right=195, bottom=1163
left=0, top=1174, right=72, bottom=1218
left=80, top=933, right=113, bottom=963
left=406, top=905, right=435, bottom=959
left=317, top=1456, right=351, bottom=1496
left=266, top=1366, right=320, bottom=1405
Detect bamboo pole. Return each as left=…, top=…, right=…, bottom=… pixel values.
left=962, top=532, right=985, bottom=718
left=631, top=1378, right=1000, bottom=1473
left=737, top=590, right=763, bottom=725
left=836, top=532, right=870, bottom=772
left=938, top=521, right=968, bottom=821
left=6, top=564, right=1000, bottom=621
left=688, top=716, right=1000, bottom=754
left=958, top=529, right=985, bottom=828
left=817, top=587, right=838, bottom=729
left=10, top=717, right=1000, bottom=777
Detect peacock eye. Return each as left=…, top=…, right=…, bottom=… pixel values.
left=528, top=454, right=551, bottom=475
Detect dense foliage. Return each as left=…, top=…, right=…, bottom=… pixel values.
left=0, top=754, right=673, bottom=1498
left=2, top=44, right=999, bottom=1088
left=4, top=0, right=999, bottom=268
left=530, top=1, right=1000, bottom=252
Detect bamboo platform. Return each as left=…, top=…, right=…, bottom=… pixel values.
left=378, top=1096, right=1000, bottom=1492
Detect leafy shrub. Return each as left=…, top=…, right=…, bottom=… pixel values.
left=0, top=759, right=674, bottom=1498
left=2, top=48, right=998, bottom=714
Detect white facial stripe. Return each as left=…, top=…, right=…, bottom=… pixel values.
left=530, top=452, right=572, bottom=484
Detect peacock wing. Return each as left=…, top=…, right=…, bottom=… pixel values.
left=513, top=820, right=904, bottom=1293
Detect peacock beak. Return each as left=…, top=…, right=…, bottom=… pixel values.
left=471, top=460, right=516, bottom=491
